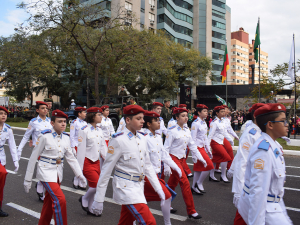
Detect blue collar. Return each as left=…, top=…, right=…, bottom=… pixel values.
left=126, top=131, right=141, bottom=139
left=52, top=132, right=62, bottom=139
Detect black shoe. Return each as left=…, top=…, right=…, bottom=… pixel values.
left=191, top=187, right=203, bottom=195
left=220, top=176, right=231, bottom=183
left=0, top=209, right=8, bottom=217
left=195, top=183, right=206, bottom=193
left=187, top=174, right=193, bottom=178
left=37, top=192, right=44, bottom=202
left=79, top=196, right=89, bottom=212
left=78, top=186, right=86, bottom=190
left=73, top=178, right=79, bottom=189
left=170, top=208, right=177, bottom=214
left=188, top=214, right=202, bottom=219
left=209, top=176, right=220, bottom=182
left=87, top=211, right=101, bottom=217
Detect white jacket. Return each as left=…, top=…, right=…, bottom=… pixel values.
left=70, top=117, right=87, bottom=148
left=98, top=117, right=115, bottom=141
left=208, top=117, right=233, bottom=145
left=191, top=117, right=209, bottom=149
left=116, top=117, right=125, bottom=133
left=0, top=123, right=18, bottom=166
left=155, top=117, right=168, bottom=136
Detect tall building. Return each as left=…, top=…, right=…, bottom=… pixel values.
left=230, top=27, right=268, bottom=85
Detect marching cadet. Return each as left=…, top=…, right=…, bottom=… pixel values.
left=24, top=110, right=86, bottom=225
left=167, top=108, right=177, bottom=129
left=91, top=105, right=165, bottom=224
left=151, top=102, right=168, bottom=136
left=164, top=107, right=206, bottom=220
left=70, top=107, right=87, bottom=190
left=143, top=110, right=182, bottom=225
left=226, top=103, right=264, bottom=225
left=191, top=104, right=214, bottom=194
left=117, top=116, right=125, bottom=133
left=0, top=106, right=19, bottom=217
left=17, top=101, right=52, bottom=201
left=98, top=105, right=115, bottom=146
left=178, top=104, right=187, bottom=109
left=237, top=103, right=293, bottom=225
left=208, top=106, right=233, bottom=183
left=77, top=107, right=107, bottom=216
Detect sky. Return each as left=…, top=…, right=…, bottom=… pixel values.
left=0, top=0, right=299, bottom=77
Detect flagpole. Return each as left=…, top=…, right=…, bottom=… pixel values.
left=258, top=17, right=261, bottom=103
left=294, top=34, right=296, bottom=139
left=226, top=39, right=228, bottom=105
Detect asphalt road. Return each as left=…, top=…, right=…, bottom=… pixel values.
left=1, top=129, right=299, bottom=225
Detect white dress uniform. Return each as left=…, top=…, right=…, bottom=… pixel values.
left=231, top=123, right=262, bottom=200
left=77, top=124, right=107, bottom=170
left=155, top=117, right=168, bottom=136
left=24, top=129, right=82, bottom=183
left=223, top=117, right=239, bottom=141
left=144, top=128, right=178, bottom=174
left=239, top=120, right=253, bottom=138
left=208, top=118, right=234, bottom=145
left=238, top=133, right=293, bottom=225
left=167, top=118, right=177, bottom=129
left=70, top=118, right=87, bottom=148
left=191, top=117, right=210, bottom=150
left=17, top=116, right=52, bottom=156
left=94, top=127, right=162, bottom=205
left=0, top=124, right=18, bottom=166
left=98, top=117, right=115, bottom=141
left=117, top=117, right=125, bottom=133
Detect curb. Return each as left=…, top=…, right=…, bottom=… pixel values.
left=11, top=126, right=70, bottom=134
left=233, top=146, right=300, bottom=156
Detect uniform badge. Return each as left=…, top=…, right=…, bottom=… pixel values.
left=166, top=134, right=169, bottom=139
left=78, top=136, right=83, bottom=142
left=36, top=138, right=40, bottom=146
left=70, top=126, right=74, bottom=130
left=192, top=126, right=195, bottom=130
left=242, top=142, right=250, bottom=151
left=28, top=125, right=32, bottom=130
left=120, top=121, right=123, bottom=125
left=108, top=146, right=114, bottom=154
left=254, top=159, right=264, bottom=170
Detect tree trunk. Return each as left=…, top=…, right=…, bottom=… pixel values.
left=94, top=64, right=100, bottom=105
left=30, top=92, right=33, bottom=108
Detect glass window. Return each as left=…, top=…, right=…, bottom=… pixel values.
left=125, top=2, right=132, bottom=10
left=161, top=29, right=193, bottom=48
left=212, top=42, right=226, bottom=51
left=212, top=20, right=226, bottom=29
left=212, top=0, right=225, bottom=9
left=158, top=14, right=193, bottom=37
left=212, top=53, right=223, bottom=61
left=172, top=0, right=193, bottom=11
left=149, top=0, right=155, bottom=5
left=212, top=31, right=226, bottom=40
left=149, top=13, right=155, bottom=21
left=213, top=64, right=223, bottom=71
left=141, top=0, right=145, bottom=9
left=212, top=9, right=225, bottom=19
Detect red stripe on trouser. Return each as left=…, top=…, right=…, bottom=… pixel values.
left=233, top=210, right=247, bottom=225
left=210, top=140, right=232, bottom=163
left=0, top=164, right=7, bottom=207
left=118, top=203, right=156, bottom=225
left=105, top=140, right=109, bottom=147
left=193, top=147, right=214, bottom=171
left=83, top=158, right=100, bottom=188
left=39, top=182, right=67, bottom=225
left=144, top=176, right=171, bottom=202
left=223, top=138, right=234, bottom=170
left=167, top=155, right=197, bottom=215
left=182, top=147, right=192, bottom=175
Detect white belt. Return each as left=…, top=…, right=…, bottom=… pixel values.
left=114, top=170, right=145, bottom=182
left=243, top=184, right=281, bottom=203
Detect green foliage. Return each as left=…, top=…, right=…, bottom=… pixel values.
left=6, top=117, right=29, bottom=122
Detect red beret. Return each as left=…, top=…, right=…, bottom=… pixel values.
left=152, top=102, right=163, bottom=107
left=0, top=106, right=8, bottom=114
left=52, top=110, right=68, bottom=119
left=173, top=108, right=188, bottom=114
left=75, top=107, right=86, bottom=112
left=222, top=105, right=229, bottom=108
left=178, top=104, right=187, bottom=108
left=250, top=103, right=265, bottom=112
left=144, top=111, right=160, bottom=118
left=101, top=105, right=109, bottom=110
left=254, top=103, right=286, bottom=118
left=36, top=101, right=48, bottom=107
left=123, top=105, right=145, bottom=115
left=214, top=106, right=225, bottom=111
left=196, top=104, right=208, bottom=109
left=87, top=107, right=102, bottom=113
left=248, top=107, right=253, bottom=113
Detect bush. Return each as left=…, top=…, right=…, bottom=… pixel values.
left=6, top=117, right=29, bottom=122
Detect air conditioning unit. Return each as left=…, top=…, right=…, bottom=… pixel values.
left=127, top=9, right=132, bottom=15
left=150, top=20, right=154, bottom=25
left=150, top=5, right=155, bottom=10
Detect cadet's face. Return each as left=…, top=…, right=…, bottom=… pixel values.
left=127, top=113, right=144, bottom=131
left=78, top=111, right=87, bottom=120
left=94, top=113, right=103, bottom=124
left=153, top=106, right=162, bottom=115
left=51, top=118, right=66, bottom=134
left=148, top=117, right=160, bottom=131
left=217, top=109, right=225, bottom=118
left=103, top=108, right=110, bottom=117
left=37, top=105, right=48, bottom=117
left=225, top=108, right=229, bottom=115
left=268, top=112, right=288, bottom=138
left=0, top=111, right=7, bottom=122
left=199, top=109, right=208, bottom=119
left=177, top=112, right=188, bottom=125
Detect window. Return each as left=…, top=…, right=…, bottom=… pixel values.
left=212, top=41, right=226, bottom=51
left=212, top=0, right=225, bottom=9
left=172, top=0, right=193, bottom=11
left=212, top=31, right=226, bottom=40
left=212, top=9, right=225, bottom=19
left=237, top=80, right=240, bottom=83
left=149, top=13, right=155, bottom=21
left=149, top=0, right=155, bottom=5
left=158, top=15, right=193, bottom=37
left=212, top=53, right=223, bottom=61
left=125, top=2, right=132, bottom=10
left=141, top=0, right=145, bottom=9
left=212, top=20, right=226, bottom=30
left=213, top=64, right=223, bottom=71
left=161, top=29, right=193, bottom=48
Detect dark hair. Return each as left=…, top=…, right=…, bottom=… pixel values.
left=124, top=115, right=133, bottom=123
left=175, top=112, right=187, bottom=120
left=212, top=108, right=223, bottom=118
left=35, top=104, right=46, bottom=110
left=194, top=108, right=206, bottom=116
left=143, top=116, right=158, bottom=128
left=51, top=116, right=66, bottom=122
left=86, top=112, right=97, bottom=123
left=256, top=112, right=281, bottom=132
left=152, top=105, right=161, bottom=110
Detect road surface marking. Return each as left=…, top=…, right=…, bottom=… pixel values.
left=286, top=207, right=300, bottom=212
left=285, top=187, right=300, bottom=192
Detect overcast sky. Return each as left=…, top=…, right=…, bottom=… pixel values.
left=1, top=0, right=299, bottom=77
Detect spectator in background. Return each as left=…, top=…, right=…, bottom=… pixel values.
left=296, top=116, right=300, bottom=134
left=188, top=109, right=193, bottom=127
left=233, top=116, right=238, bottom=131
left=118, top=86, right=127, bottom=97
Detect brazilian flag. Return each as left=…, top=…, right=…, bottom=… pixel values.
left=253, top=20, right=260, bottom=62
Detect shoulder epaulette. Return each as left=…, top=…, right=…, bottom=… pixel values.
left=63, top=132, right=69, bottom=136
left=5, top=123, right=11, bottom=129
left=112, top=132, right=124, bottom=138
left=71, top=119, right=76, bottom=124
left=155, top=132, right=161, bottom=136
left=249, top=128, right=257, bottom=135
left=81, top=125, right=88, bottom=130
left=169, top=125, right=176, bottom=130
left=258, top=140, right=270, bottom=151
left=184, top=126, right=189, bottom=129
left=194, top=118, right=198, bottom=122
left=213, top=118, right=217, bottom=122
left=159, top=117, right=163, bottom=120
left=41, top=129, right=52, bottom=135
left=31, top=118, right=37, bottom=122
left=137, top=131, right=147, bottom=136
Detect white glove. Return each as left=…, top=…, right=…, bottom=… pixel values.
left=205, top=145, right=213, bottom=159
left=91, top=201, right=103, bottom=216
left=17, top=151, right=21, bottom=161
left=24, top=180, right=32, bottom=193
left=164, top=166, right=172, bottom=177
left=281, top=136, right=291, bottom=144
left=194, top=154, right=207, bottom=167
left=235, top=136, right=239, bottom=141
left=157, top=189, right=166, bottom=207
left=227, top=169, right=234, bottom=179
left=233, top=193, right=240, bottom=208
left=14, top=160, right=19, bottom=172
left=77, top=174, right=87, bottom=187
left=71, top=147, right=77, bottom=157
left=171, top=165, right=182, bottom=178
left=230, top=140, right=234, bottom=146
